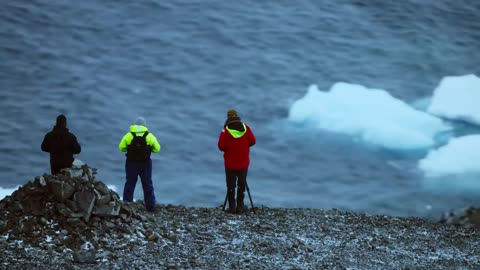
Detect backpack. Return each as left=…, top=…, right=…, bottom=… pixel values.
left=126, top=131, right=151, bottom=161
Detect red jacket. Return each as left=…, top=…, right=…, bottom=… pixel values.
left=218, top=121, right=256, bottom=170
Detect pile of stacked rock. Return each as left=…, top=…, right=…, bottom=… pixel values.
left=0, top=161, right=157, bottom=263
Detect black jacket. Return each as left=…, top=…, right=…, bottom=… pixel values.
left=41, top=126, right=81, bottom=173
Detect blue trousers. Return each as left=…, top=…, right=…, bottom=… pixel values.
left=123, top=159, right=156, bottom=211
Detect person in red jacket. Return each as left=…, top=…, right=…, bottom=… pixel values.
left=218, top=109, right=256, bottom=214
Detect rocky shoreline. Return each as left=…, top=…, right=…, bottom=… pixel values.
left=1, top=165, right=480, bottom=269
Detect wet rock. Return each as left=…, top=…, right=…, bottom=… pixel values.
left=12, top=201, right=24, bottom=213
left=34, top=176, right=47, bottom=187
left=73, top=249, right=96, bottom=264
left=93, top=204, right=120, bottom=217
left=117, top=223, right=132, bottom=234
left=67, top=168, right=84, bottom=179
left=66, top=162, right=90, bottom=180
left=94, top=181, right=111, bottom=196
left=65, top=199, right=79, bottom=212
left=74, top=191, right=96, bottom=222
left=49, top=179, right=76, bottom=202
left=67, top=218, right=86, bottom=228
left=167, top=232, right=178, bottom=244
left=102, top=220, right=116, bottom=230
left=69, top=212, right=84, bottom=219
left=0, top=220, right=6, bottom=233
left=95, top=250, right=113, bottom=260
left=147, top=232, right=161, bottom=242
left=95, top=194, right=112, bottom=206
left=120, top=202, right=138, bottom=216
left=27, top=199, right=45, bottom=216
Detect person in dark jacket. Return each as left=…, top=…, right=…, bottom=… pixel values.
left=218, top=109, right=256, bottom=214
left=41, top=114, right=82, bottom=174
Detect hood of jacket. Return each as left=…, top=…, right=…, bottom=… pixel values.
left=129, top=125, right=149, bottom=134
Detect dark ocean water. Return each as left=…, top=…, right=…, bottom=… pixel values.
left=1, top=0, right=479, bottom=218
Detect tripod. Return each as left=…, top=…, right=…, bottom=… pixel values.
left=222, top=182, right=255, bottom=213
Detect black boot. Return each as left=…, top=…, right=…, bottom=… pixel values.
left=227, top=188, right=236, bottom=214
left=236, top=190, right=246, bottom=214
left=236, top=200, right=246, bottom=214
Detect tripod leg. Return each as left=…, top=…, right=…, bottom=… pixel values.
left=246, top=182, right=255, bottom=213
left=222, top=192, right=228, bottom=211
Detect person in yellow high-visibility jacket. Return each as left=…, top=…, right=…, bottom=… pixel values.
left=118, top=116, right=161, bottom=212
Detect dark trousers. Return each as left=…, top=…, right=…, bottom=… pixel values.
left=51, top=165, right=64, bottom=175
left=124, top=159, right=156, bottom=211
left=50, top=161, right=72, bottom=175
left=225, top=168, right=248, bottom=210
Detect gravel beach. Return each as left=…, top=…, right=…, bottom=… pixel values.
left=1, top=167, right=479, bottom=270
left=1, top=204, right=479, bottom=270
